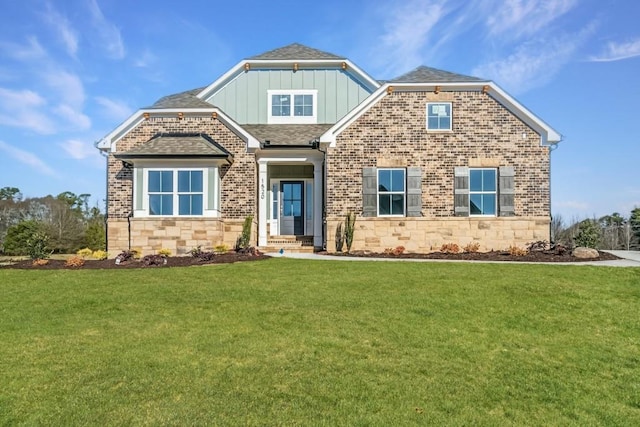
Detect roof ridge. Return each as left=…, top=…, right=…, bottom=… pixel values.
left=247, top=43, right=344, bottom=60
left=390, top=65, right=485, bottom=83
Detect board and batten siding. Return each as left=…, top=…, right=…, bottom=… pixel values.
left=207, top=69, right=372, bottom=124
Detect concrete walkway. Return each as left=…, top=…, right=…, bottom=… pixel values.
left=267, top=250, right=640, bottom=267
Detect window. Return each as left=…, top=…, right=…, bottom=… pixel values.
left=268, top=90, right=317, bottom=124
left=426, top=102, right=452, bottom=131
left=148, top=169, right=204, bottom=216
left=469, top=169, right=496, bottom=216
left=378, top=169, right=405, bottom=216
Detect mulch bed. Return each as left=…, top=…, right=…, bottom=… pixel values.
left=1, top=252, right=269, bottom=270
left=326, top=250, right=620, bottom=263
left=1, top=250, right=620, bottom=269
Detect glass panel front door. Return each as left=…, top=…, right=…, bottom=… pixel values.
left=280, top=181, right=304, bottom=235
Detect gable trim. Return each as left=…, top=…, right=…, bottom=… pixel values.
left=196, top=59, right=381, bottom=102
left=95, top=108, right=261, bottom=153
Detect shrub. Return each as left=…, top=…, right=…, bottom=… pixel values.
left=32, top=258, right=49, bottom=266
left=574, top=219, right=601, bottom=248
left=344, top=212, right=356, bottom=253
left=141, top=254, right=166, bottom=267
left=463, top=242, right=480, bottom=253
left=335, top=223, right=344, bottom=252
left=440, top=243, right=460, bottom=254
left=527, top=241, right=549, bottom=252
left=83, top=220, right=106, bottom=251
left=190, top=246, right=216, bottom=261
left=508, top=245, right=527, bottom=256
left=65, top=255, right=85, bottom=268
left=235, top=215, right=253, bottom=251
left=26, top=231, right=51, bottom=260
left=393, top=245, right=405, bottom=255
left=214, top=244, right=229, bottom=254
left=158, top=248, right=172, bottom=257
left=77, top=247, right=93, bottom=258
left=115, top=250, right=136, bottom=264
left=3, top=220, right=44, bottom=256
left=92, top=250, right=108, bottom=260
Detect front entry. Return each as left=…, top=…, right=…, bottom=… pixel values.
left=280, top=181, right=304, bottom=235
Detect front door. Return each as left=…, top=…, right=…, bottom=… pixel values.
left=280, top=181, right=304, bottom=235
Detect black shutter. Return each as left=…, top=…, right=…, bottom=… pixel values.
left=454, top=167, right=469, bottom=216
left=499, top=166, right=515, bottom=217
left=362, top=167, right=377, bottom=217
left=406, top=167, right=422, bottom=217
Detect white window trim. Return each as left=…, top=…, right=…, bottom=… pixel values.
left=135, top=166, right=218, bottom=218
left=267, top=89, right=318, bottom=124
left=426, top=102, right=452, bottom=131
left=377, top=168, right=406, bottom=217
left=469, top=168, right=497, bottom=217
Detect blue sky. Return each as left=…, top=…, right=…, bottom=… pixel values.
left=0, top=0, right=638, bottom=220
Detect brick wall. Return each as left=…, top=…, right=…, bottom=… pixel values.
left=106, top=115, right=256, bottom=254
left=325, top=90, right=551, bottom=251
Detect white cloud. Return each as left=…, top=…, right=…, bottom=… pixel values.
left=87, top=0, right=125, bottom=60
left=41, top=69, right=85, bottom=108
left=0, top=140, right=57, bottom=176
left=0, top=87, right=56, bottom=134
left=54, top=104, right=91, bottom=130
left=95, top=96, right=132, bottom=121
left=589, top=38, right=640, bottom=62
left=42, top=2, right=79, bottom=56
left=485, top=0, right=577, bottom=39
left=133, top=49, right=157, bottom=68
left=472, top=26, right=593, bottom=94
left=59, top=139, right=101, bottom=161
left=0, top=36, right=46, bottom=61
left=376, top=0, right=448, bottom=76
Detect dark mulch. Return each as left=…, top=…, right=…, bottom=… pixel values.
left=1, top=252, right=269, bottom=270
left=326, top=250, right=620, bottom=263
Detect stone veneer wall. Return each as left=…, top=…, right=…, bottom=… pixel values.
left=325, top=90, right=551, bottom=252
left=326, top=216, right=550, bottom=253
left=106, top=115, right=256, bottom=255
left=107, top=218, right=255, bottom=256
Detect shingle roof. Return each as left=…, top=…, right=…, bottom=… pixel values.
left=147, top=87, right=212, bottom=109
left=115, top=133, right=232, bottom=160
left=389, top=66, right=485, bottom=83
left=248, top=43, right=344, bottom=60
left=243, top=124, right=333, bottom=146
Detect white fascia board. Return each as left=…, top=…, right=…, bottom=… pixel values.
left=99, top=108, right=259, bottom=153
left=320, top=81, right=562, bottom=148
left=196, top=60, right=247, bottom=101
left=196, top=59, right=381, bottom=102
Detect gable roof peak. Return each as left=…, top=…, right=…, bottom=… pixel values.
left=247, top=43, right=344, bottom=60
left=390, top=65, right=486, bottom=83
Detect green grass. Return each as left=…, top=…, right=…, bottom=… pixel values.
left=1, top=259, right=639, bottom=425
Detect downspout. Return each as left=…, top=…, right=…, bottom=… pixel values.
left=548, top=141, right=559, bottom=242
left=127, top=211, right=133, bottom=250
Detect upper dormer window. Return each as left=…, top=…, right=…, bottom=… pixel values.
left=426, top=102, right=452, bottom=131
left=268, top=90, right=317, bottom=124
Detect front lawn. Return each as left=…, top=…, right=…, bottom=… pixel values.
left=1, top=259, right=639, bottom=425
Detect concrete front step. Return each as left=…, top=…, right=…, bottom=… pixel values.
left=259, top=245, right=316, bottom=254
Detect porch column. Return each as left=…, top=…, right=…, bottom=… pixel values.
left=313, top=160, right=323, bottom=247
left=258, top=160, right=268, bottom=247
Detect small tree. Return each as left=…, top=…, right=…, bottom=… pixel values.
left=574, top=219, right=601, bottom=249
left=26, top=231, right=51, bottom=260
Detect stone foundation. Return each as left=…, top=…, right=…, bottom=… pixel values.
left=326, top=216, right=550, bottom=253
left=106, top=218, right=255, bottom=257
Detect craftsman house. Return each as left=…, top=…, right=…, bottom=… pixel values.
left=96, top=43, right=561, bottom=255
